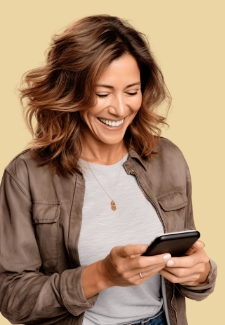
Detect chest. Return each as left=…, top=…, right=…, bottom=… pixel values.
left=78, top=167, right=164, bottom=265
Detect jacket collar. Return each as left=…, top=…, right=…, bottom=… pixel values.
left=128, top=149, right=147, bottom=171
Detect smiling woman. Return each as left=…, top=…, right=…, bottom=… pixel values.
left=19, top=15, right=169, bottom=175
left=0, top=14, right=216, bottom=325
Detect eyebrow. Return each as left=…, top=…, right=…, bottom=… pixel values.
left=95, top=82, right=141, bottom=89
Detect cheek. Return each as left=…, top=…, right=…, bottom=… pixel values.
left=81, top=102, right=102, bottom=120
left=133, top=95, right=142, bottom=112
left=79, top=108, right=95, bottom=124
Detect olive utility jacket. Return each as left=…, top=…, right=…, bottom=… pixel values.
left=0, top=138, right=217, bottom=325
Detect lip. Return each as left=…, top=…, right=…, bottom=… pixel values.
left=98, top=117, right=124, bottom=123
left=97, top=117, right=125, bottom=131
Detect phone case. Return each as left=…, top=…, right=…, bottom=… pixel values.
left=142, top=230, right=200, bottom=257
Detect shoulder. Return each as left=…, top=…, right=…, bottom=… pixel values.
left=3, top=150, right=78, bottom=202
left=129, top=137, right=188, bottom=173
left=155, top=137, right=186, bottom=160
left=2, top=149, right=37, bottom=191
left=5, top=150, right=36, bottom=179
left=4, top=150, right=53, bottom=192
left=135, top=137, right=190, bottom=196
left=129, top=137, right=189, bottom=178
left=6, top=149, right=33, bottom=169
left=150, top=137, right=188, bottom=172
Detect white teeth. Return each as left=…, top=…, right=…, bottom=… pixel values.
left=98, top=118, right=124, bottom=127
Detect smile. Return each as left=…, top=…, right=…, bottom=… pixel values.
left=98, top=118, right=124, bottom=127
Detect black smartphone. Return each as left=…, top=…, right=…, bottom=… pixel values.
left=142, top=230, right=200, bottom=257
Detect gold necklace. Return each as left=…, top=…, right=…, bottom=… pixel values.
left=86, top=160, right=123, bottom=211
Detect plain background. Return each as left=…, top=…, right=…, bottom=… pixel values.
left=0, top=1, right=224, bottom=324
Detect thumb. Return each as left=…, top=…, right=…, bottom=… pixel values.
left=116, top=244, right=149, bottom=257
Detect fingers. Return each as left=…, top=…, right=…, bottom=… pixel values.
left=103, top=244, right=174, bottom=287
left=159, top=267, right=204, bottom=285
left=160, top=246, right=210, bottom=286
left=115, top=244, right=149, bottom=258
left=165, top=247, right=209, bottom=268
left=165, top=260, right=206, bottom=276
left=161, top=259, right=211, bottom=286
left=138, top=253, right=172, bottom=269
left=123, top=262, right=167, bottom=280
left=115, top=244, right=171, bottom=261
left=110, top=245, right=172, bottom=279
left=126, top=265, right=166, bottom=286
left=113, top=245, right=171, bottom=268
left=116, top=259, right=171, bottom=286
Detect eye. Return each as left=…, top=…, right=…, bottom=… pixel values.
left=96, top=93, right=109, bottom=98
left=126, top=91, right=138, bottom=96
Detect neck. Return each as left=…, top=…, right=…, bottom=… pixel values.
left=81, top=141, right=128, bottom=165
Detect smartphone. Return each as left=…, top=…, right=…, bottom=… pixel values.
left=142, top=230, right=200, bottom=257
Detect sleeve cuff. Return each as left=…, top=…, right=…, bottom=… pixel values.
left=60, top=266, right=98, bottom=316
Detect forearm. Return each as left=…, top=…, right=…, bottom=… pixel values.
left=0, top=267, right=99, bottom=323
left=0, top=272, right=66, bottom=323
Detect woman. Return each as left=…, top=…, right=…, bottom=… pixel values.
left=0, top=15, right=216, bottom=325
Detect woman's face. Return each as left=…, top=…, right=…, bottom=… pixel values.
left=80, top=53, right=142, bottom=149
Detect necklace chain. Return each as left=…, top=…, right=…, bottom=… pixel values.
left=86, top=159, right=123, bottom=211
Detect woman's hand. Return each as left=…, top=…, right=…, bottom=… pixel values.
left=82, top=244, right=171, bottom=298
left=100, top=244, right=172, bottom=287
left=159, top=241, right=211, bottom=286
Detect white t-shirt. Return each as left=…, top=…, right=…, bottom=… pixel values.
left=78, top=154, right=164, bottom=325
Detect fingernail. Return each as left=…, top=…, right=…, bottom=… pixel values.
left=163, top=254, right=171, bottom=260
left=167, top=260, right=174, bottom=267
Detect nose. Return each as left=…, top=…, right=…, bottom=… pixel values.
left=108, top=94, right=127, bottom=117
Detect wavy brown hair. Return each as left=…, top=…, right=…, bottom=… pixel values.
left=20, top=14, right=171, bottom=176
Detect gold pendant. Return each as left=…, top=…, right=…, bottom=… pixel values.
left=111, top=200, right=116, bottom=211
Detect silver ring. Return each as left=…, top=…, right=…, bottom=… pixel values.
left=139, top=272, right=143, bottom=278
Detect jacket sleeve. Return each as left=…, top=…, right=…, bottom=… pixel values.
left=0, top=169, right=97, bottom=324
left=177, top=162, right=217, bottom=300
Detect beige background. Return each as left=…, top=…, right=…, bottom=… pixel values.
left=0, top=1, right=224, bottom=324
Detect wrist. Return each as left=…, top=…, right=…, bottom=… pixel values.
left=96, top=259, right=114, bottom=290
left=82, top=260, right=112, bottom=299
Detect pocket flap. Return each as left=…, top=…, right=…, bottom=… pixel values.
left=158, top=192, right=187, bottom=211
left=33, top=203, right=60, bottom=224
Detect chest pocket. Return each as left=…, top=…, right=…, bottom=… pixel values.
left=157, top=192, right=188, bottom=232
left=33, top=202, right=60, bottom=274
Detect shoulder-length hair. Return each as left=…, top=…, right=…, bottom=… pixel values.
left=20, top=14, right=171, bottom=176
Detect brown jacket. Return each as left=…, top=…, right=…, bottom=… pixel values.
left=0, top=138, right=217, bottom=325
